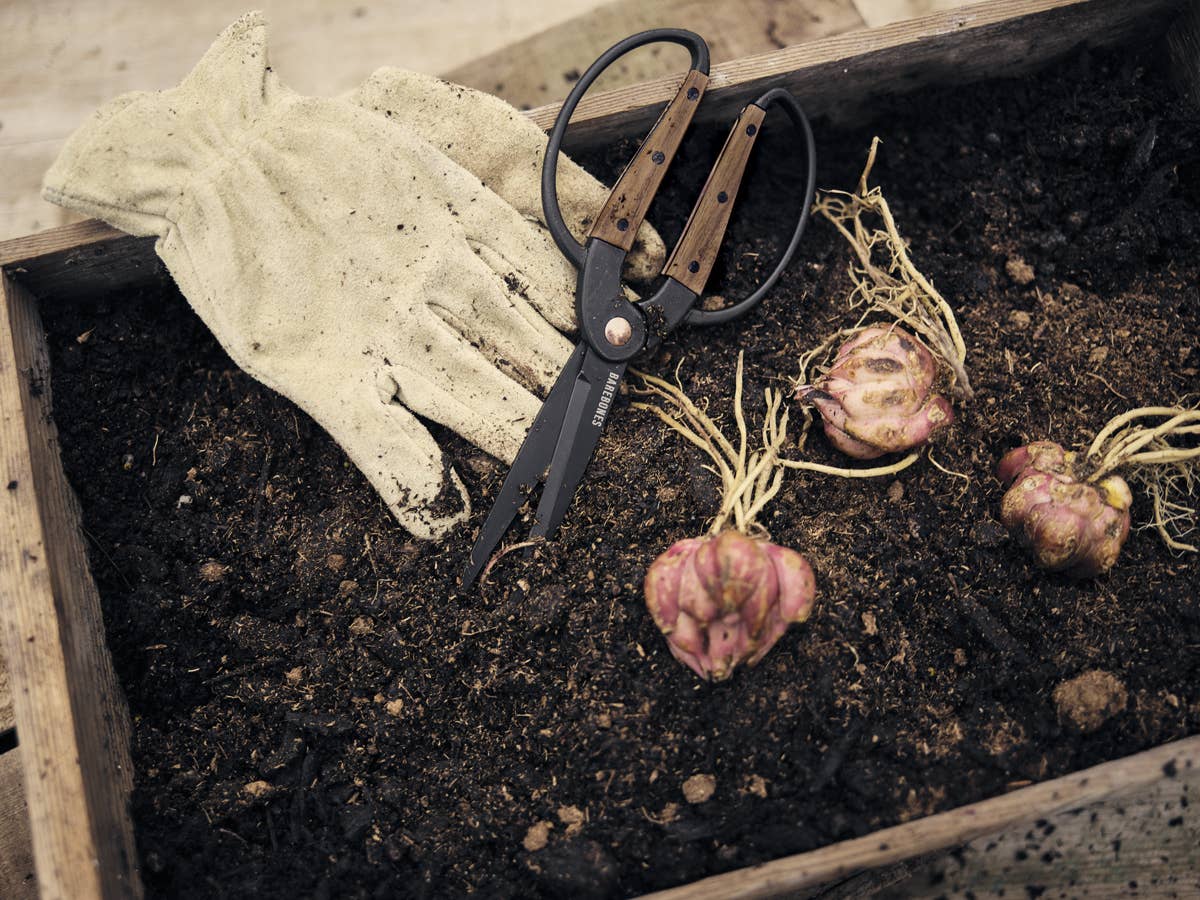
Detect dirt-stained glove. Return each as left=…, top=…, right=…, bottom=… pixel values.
left=43, top=12, right=663, bottom=539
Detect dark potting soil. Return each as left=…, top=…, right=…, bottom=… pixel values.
left=38, top=40, right=1200, bottom=899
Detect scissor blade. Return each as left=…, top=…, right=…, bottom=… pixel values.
left=530, top=349, right=628, bottom=540
left=460, top=343, right=588, bottom=588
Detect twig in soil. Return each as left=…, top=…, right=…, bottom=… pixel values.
left=948, top=575, right=1030, bottom=668
left=809, top=717, right=864, bottom=793
left=478, top=538, right=544, bottom=586
left=206, top=657, right=282, bottom=687
left=80, top=525, right=135, bottom=592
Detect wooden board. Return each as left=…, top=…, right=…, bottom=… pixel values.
left=879, top=753, right=1200, bottom=898
left=0, top=750, right=36, bottom=899
left=2, top=0, right=1189, bottom=307
left=0, top=0, right=608, bottom=243
left=0, top=221, right=159, bottom=304
left=851, top=0, right=980, bottom=28
left=444, top=0, right=867, bottom=111
left=0, top=273, right=141, bottom=899
left=639, top=735, right=1200, bottom=899
left=523, top=0, right=1188, bottom=145
left=0, top=653, right=13, bottom=735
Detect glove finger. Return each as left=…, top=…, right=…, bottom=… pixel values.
left=429, top=244, right=575, bottom=396
left=457, top=193, right=581, bottom=335
left=277, top=362, right=471, bottom=540
left=348, top=67, right=666, bottom=281
left=388, top=309, right=548, bottom=465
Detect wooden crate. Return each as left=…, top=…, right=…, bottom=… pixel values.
left=1, top=1, right=1197, bottom=897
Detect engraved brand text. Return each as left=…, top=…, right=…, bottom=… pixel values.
left=592, top=372, right=621, bottom=427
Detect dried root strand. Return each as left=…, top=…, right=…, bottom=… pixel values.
left=631, top=353, right=786, bottom=536
left=632, top=353, right=922, bottom=535
left=812, top=136, right=973, bottom=400
left=1084, top=405, right=1200, bottom=553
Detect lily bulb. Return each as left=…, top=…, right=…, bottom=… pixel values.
left=644, top=531, right=816, bottom=681
left=997, top=441, right=1132, bottom=577
left=797, top=325, right=954, bottom=459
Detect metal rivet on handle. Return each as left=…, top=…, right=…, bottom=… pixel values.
left=746, top=124, right=757, bottom=136
left=687, top=87, right=699, bottom=100
left=687, top=261, right=700, bottom=273
left=605, top=316, right=633, bottom=347
left=616, top=218, right=629, bottom=232
left=717, top=191, right=728, bottom=203
left=651, top=151, right=665, bottom=164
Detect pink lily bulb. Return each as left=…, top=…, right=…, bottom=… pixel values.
left=644, top=531, right=816, bottom=681
left=797, top=325, right=954, bottom=459
left=997, top=441, right=1132, bottom=577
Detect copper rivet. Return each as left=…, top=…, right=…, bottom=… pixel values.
left=605, top=316, right=633, bottom=347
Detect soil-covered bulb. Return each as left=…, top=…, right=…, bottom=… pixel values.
left=797, top=325, right=953, bottom=459
left=644, top=531, right=816, bottom=681
left=997, top=441, right=1132, bottom=577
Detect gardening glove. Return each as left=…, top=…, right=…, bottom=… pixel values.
left=43, top=12, right=663, bottom=539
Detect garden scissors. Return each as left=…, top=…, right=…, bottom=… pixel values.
left=461, top=28, right=817, bottom=588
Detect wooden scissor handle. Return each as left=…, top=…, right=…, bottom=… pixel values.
left=662, top=102, right=766, bottom=294
left=588, top=69, right=710, bottom=252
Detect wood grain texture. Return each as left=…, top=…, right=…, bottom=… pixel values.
left=0, top=222, right=159, bottom=304
left=851, top=0, right=978, bottom=28
left=4, top=0, right=1184, bottom=299
left=0, top=273, right=140, bottom=899
left=639, top=735, right=1200, bottom=899
left=879, top=752, right=1200, bottom=898
left=663, top=104, right=765, bottom=293
left=0, top=0, right=607, bottom=242
left=444, top=0, right=866, bottom=111
left=525, top=0, right=1189, bottom=147
left=0, top=751, right=36, bottom=899
left=591, top=70, right=710, bottom=251
left=0, top=653, right=13, bottom=735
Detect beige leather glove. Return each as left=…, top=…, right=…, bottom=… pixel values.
left=43, top=12, right=663, bottom=539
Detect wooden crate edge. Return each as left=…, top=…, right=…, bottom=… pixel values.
left=0, top=273, right=141, bottom=899
left=640, top=735, right=1200, bottom=899
left=524, top=0, right=1189, bottom=144
left=1, top=0, right=1189, bottom=303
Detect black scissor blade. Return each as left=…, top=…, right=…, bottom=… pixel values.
left=460, top=343, right=587, bottom=588
left=530, top=349, right=628, bottom=540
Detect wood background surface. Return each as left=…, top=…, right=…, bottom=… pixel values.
left=1, top=0, right=977, bottom=244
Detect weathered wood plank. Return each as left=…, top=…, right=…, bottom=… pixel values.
left=444, top=0, right=866, bottom=111
left=639, top=736, right=1200, bottom=899
left=879, top=752, right=1200, bottom=898
left=525, top=0, right=1187, bottom=144
left=0, top=0, right=1183, bottom=303
left=0, top=222, right=159, bottom=304
left=0, top=750, right=36, bottom=900
left=0, top=273, right=141, bottom=899
left=0, top=653, right=13, bottom=735
left=0, top=0, right=607, bottom=243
